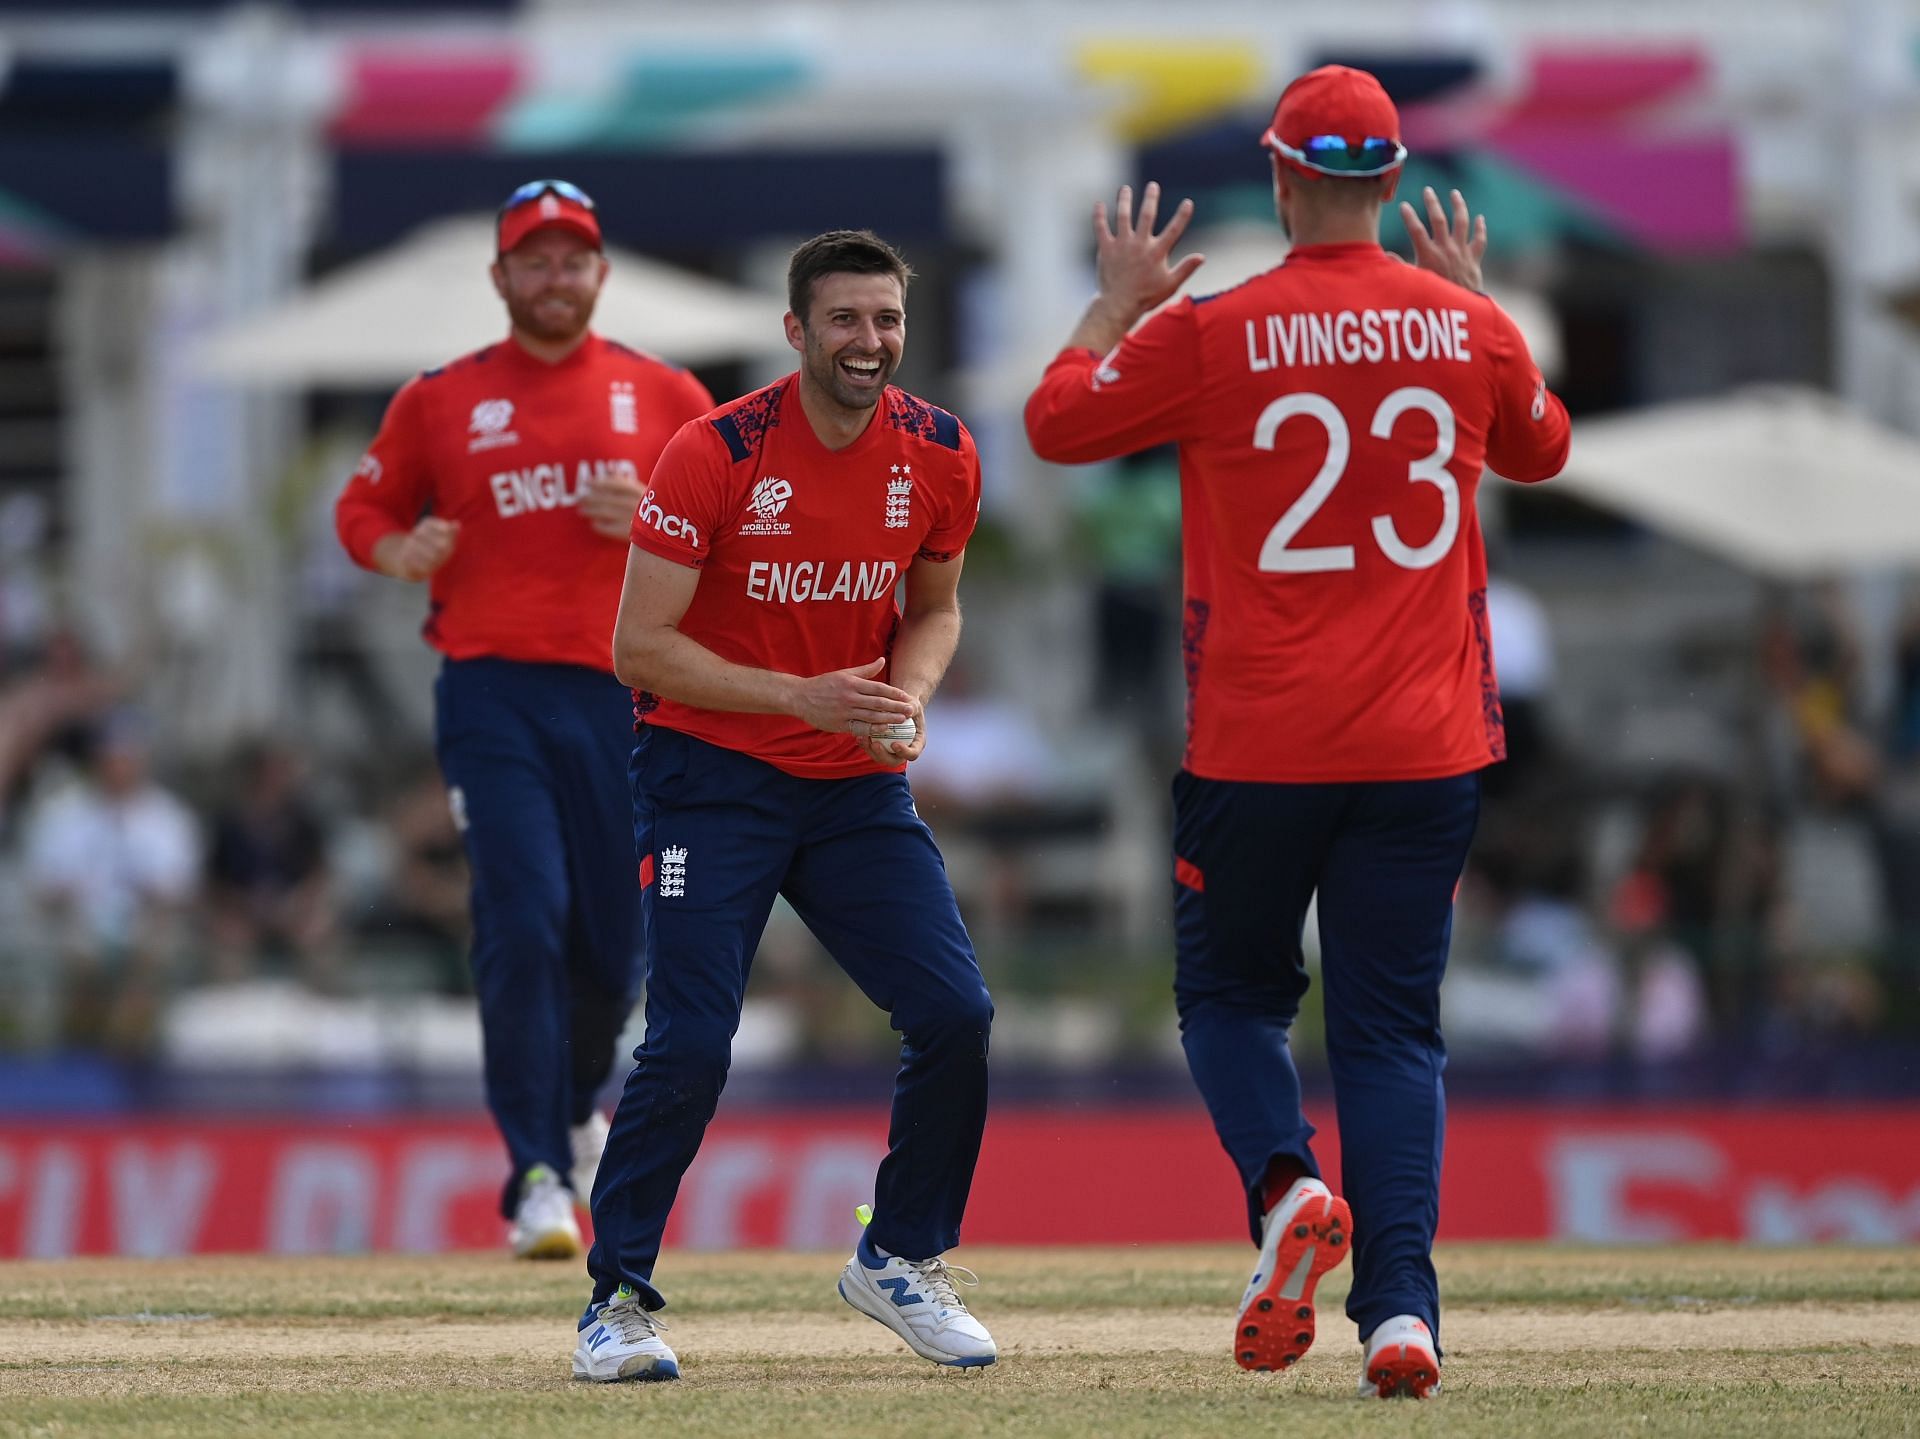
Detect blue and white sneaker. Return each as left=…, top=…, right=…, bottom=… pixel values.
left=838, top=1232, right=997, bottom=1368
left=571, top=1284, right=680, bottom=1383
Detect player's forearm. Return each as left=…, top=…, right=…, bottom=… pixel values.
left=367, top=532, right=420, bottom=581
left=887, top=605, right=962, bottom=708
left=1064, top=294, right=1142, bottom=358
left=1025, top=355, right=1130, bottom=465
left=614, top=625, right=803, bottom=716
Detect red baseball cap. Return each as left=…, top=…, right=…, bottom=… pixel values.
left=496, top=179, right=603, bottom=255
left=1262, top=65, right=1406, bottom=178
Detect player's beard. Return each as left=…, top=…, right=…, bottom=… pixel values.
left=508, top=289, right=595, bottom=345
left=804, top=331, right=897, bottom=414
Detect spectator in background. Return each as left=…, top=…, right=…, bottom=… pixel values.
left=22, top=710, right=199, bottom=1053
left=1480, top=572, right=1556, bottom=800
left=1878, top=604, right=1920, bottom=1004
left=0, top=624, right=124, bottom=827
left=352, top=763, right=472, bottom=994
left=204, top=740, right=339, bottom=989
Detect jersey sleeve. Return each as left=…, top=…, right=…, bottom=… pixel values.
left=1023, top=299, right=1204, bottom=463
left=1481, top=299, right=1571, bottom=484
left=334, top=377, right=436, bottom=569
left=629, top=419, right=731, bottom=568
left=666, top=366, right=717, bottom=429
left=918, top=421, right=982, bottom=563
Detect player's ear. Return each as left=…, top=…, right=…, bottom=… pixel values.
left=783, top=311, right=806, bottom=355
left=1380, top=170, right=1402, bottom=204
left=489, top=261, right=508, bottom=301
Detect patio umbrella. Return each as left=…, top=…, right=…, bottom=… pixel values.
left=190, top=217, right=783, bottom=386
left=1555, top=386, right=1920, bottom=579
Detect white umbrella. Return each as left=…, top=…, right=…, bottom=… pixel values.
left=1556, top=385, right=1920, bottom=578
left=190, top=217, right=785, bottom=386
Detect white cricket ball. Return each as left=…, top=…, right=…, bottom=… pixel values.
left=873, top=720, right=918, bottom=744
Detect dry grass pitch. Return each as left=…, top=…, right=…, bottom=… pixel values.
left=3, top=1244, right=1917, bottom=1437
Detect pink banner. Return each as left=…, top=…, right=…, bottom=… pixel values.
left=1, top=1106, right=1915, bottom=1257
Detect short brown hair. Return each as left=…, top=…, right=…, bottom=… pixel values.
left=787, top=230, right=914, bottom=325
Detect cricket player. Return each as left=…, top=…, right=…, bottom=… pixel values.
left=335, top=179, right=715, bottom=1258
left=1024, top=66, right=1571, bottom=1398
left=571, top=230, right=996, bottom=1382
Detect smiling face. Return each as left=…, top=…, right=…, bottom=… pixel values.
left=786, top=271, right=906, bottom=418
left=490, top=228, right=608, bottom=345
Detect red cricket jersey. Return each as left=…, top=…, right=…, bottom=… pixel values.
left=629, top=374, right=981, bottom=779
left=1026, top=242, right=1570, bottom=784
left=334, top=333, right=714, bottom=672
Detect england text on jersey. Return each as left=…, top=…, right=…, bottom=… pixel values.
left=628, top=375, right=980, bottom=778
left=335, top=336, right=714, bottom=671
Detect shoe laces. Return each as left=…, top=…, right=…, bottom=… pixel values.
left=601, top=1296, right=670, bottom=1345
left=902, top=1256, right=979, bottom=1312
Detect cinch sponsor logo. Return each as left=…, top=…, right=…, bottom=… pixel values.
left=746, top=559, right=899, bottom=604
left=490, top=459, right=639, bottom=518
left=637, top=488, right=700, bottom=547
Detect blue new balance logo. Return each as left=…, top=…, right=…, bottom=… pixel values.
left=588, top=1325, right=613, bottom=1351
left=877, top=1276, right=925, bottom=1308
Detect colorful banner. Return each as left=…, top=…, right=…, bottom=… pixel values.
left=1, top=1106, right=1915, bottom=1257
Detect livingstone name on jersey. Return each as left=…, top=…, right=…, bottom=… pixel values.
left=746, top=559, right=899, bottom=604
left=490, top=458, right=640, bottom=518
left=1246, top=307, right=1473, bottom=373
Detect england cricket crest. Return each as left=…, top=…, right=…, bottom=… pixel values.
left=885, top=464, right=913, bottom=529
left=610, top=381, right=637, bottom=434
left=657, top=844, right=688, bottom=898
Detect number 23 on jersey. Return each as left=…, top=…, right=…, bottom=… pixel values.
left=1255, top=386, right=1459, bottom=574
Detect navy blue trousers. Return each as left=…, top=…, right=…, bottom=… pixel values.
left=1172, top=769, right=1480, bottom=1349
left=588, top=726, right=993, bottom=1311
left=433, top=658, right=644, bottom=1216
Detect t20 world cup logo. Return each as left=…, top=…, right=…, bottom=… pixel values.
left=750, top=476, right=793, bottom=522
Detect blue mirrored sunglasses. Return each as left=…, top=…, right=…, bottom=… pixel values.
left=1262, top=130, right=1407, bottom=178
left=498, top=178, right=597, bottom=214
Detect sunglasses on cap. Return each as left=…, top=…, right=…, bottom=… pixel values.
left=498, top=178, right=597, bottom=214
left=1262, top=131, right=1407, bottom=178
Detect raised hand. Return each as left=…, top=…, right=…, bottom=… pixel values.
left=1399, top=186, right=1487, bottom=294
left=1091, top=181, right=1207, bottom=330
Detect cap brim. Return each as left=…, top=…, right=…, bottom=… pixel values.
left=498, top=215, right=603, bottom=255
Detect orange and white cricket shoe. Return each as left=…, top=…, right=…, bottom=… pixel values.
left=1232, top=1176, right=1351, bottom=1372
left=1358, top=1314, right=1441, bottom=1398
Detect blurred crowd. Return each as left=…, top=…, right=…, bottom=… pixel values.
left=1452, top=577, right=1920, bottom=1070
left=1, top=537, right=1917, bottom=1079
left=0, top=622, right=472, bottom=1058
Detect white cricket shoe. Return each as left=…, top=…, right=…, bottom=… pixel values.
left=570, top=1111, right=610, bottom=1205
left=509, top=1164, right=582, bottom=1260
left=1358, top=1314, right=1441, bottom=1399
left=1233, top=1176, right=1351, bottom=1372
left=572, top=1284, right=680, bottom=1383
left=838, top=1238, right=997, bottom=1368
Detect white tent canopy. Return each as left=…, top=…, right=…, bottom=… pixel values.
left=189, top=218, right=786, bottom=386
left=1556, top=385, right=1920, bottom=579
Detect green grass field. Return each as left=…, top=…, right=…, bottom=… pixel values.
left=3, top=1245, right=1917, bottom=1437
